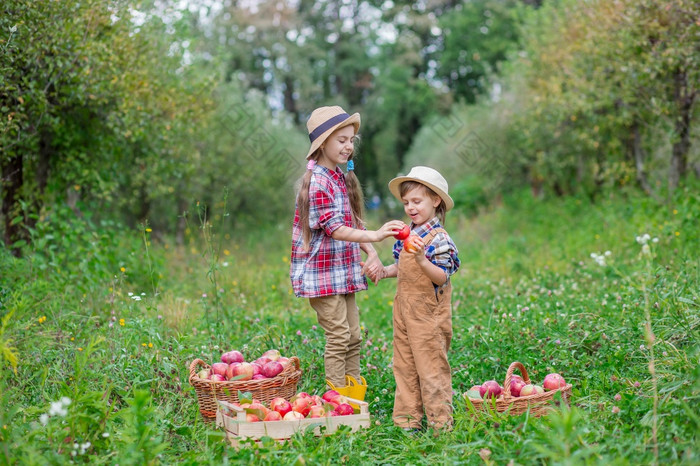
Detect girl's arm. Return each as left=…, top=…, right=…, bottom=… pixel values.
left=331, top=220, right=404, bottom=243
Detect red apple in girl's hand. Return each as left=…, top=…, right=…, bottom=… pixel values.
left=394, top=224, right=410, bottom=240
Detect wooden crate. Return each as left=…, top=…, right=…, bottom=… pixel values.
left=215, top=399, right=370, bottom=447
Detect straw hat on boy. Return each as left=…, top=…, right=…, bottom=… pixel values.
left=388, top=166, right=454, bottom=212
left=305, top=106, right=361, bottom=160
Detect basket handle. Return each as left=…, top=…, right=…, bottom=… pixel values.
left=502, top=361, right=531, bottom=398
left=188, top=358, right=208, bottom=383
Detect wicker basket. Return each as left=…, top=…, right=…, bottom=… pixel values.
left=189, top=356, right=302, bottom=419
left=466, top=361, right=572, bottom=417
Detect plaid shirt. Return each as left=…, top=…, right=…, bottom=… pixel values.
left=290, top=165, right=367, bottom=298
left=393, top=217, right=460, bottom=284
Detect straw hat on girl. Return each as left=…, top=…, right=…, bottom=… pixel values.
left=388, top=166, right=454, bottom=211
left=305, top=106, right=361, bottom=160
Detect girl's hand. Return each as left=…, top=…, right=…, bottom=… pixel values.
left=375, top=220, right=406, bottom=241
left=361, top=255, right=384, bottom=285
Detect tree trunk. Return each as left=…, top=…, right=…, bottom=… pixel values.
left=1, top=154, right=24, bottom=257
left=628, top=122, right=656, bottom=197
left=25, top=129, right=53, bottom=232
left=283, top=75, right=299, bottom=125
left=175, top=196, right=188, bottom=246
left=669, top=69, right=695, bottom=191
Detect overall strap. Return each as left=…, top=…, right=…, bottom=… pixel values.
left=423, top=227, right=447, bottom=246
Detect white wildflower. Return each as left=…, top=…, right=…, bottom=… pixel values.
left=102, top=432, right=110, bottom=438
left=60, top=397, right=71, bottom=406
left=39, top=414, right=49, bottom=426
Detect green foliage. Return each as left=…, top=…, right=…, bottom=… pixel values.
left=2, top=187, right=699, bottom=463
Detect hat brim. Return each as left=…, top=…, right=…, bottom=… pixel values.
left=305, top=113, right=361, bottom=160
left=388, top=175, right=454, bottom=212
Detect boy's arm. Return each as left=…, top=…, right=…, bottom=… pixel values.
left=382, top=263, right=398, bottom=279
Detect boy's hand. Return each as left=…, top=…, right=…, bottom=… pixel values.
left=405, top=236, right=426, bottom=261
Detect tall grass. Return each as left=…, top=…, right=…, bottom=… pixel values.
left=0, top=184, right=698, bottom=464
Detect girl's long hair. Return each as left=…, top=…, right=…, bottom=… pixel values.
left=295, top=155, right=365, bottom=251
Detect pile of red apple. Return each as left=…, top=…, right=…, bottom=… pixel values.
left=196, top=349, right=293, bottom=382
left=465, top=373, right=567, bottom=400
left=230, top=390, right=355, bottom=422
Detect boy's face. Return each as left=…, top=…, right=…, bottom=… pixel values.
left=401, top=185, right=441, bottom=226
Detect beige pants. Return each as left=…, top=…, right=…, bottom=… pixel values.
left=309, top=293, right=362, bottom=387
left=392, top=228, right=453, bottom=430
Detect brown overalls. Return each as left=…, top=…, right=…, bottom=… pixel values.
left=392, top=228, right=453, bottom=430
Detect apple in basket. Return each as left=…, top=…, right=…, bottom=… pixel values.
left=479, top=380, right=502, bottom=399
left=510, top=376, right=528, bottom=397
left=270, top=397, right=293, bottom=417
left=283, top=411, right=305, bottom=421
left=252, top=374, right=267, bottom=380
left=262, top=349, right=281, bottom=361
left=311, top=395, right=324, bottom=407
left=250, top=362, right=263, bottom=376
left=278, top=357, right=290, bottom=367
left=221, top=350, right=244, bottom=364
left=210, top=374, right=226, bottom=382
left=229, top=362, right=254, bottom=381
left=211, top=362, right=228, bottom=378
left=197, top=369, right=211, bottom=380
left=264, top=411, right=283, bottom=421
left=520, top=384, right=545, bottom=396
left=543, top=373, right=567, bottom=391
left=334, top=403, right=354, bottom=416
left=246, top=413, right=261, bottom=422
left=262, top=361, right=284, bottom=378
left=226, top=363, right=240, bottom=379
left=255, top=357, right=271, bottom=366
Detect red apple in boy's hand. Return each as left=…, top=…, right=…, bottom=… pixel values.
left=403, top=235, right=422, bottom=253
left=394, top=224, right=410, bottom=240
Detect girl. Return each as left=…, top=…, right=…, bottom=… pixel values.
left=290, top=105, right=404, bottom=395
left=374, top=166, right=460, bottom=432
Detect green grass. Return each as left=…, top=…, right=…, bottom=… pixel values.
left=1, top=185, right=699, bottom=464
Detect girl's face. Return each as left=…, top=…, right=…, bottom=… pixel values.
left=317, top=125, right=356, bottom=169
left=402, top=185, right=441, bottom=226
